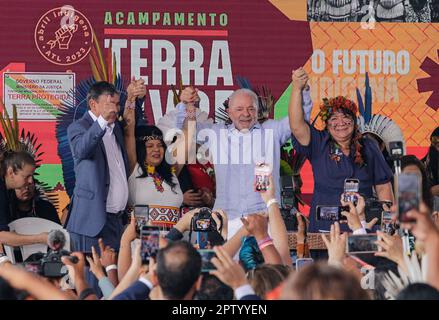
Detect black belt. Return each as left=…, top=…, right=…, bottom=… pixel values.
left=108, top=210, right=126, bottom=218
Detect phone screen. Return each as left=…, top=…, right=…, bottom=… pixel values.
left=254, top=164, right=270, bottom=192
left=346, top=235, right=378, bottom=254
left=198, top=249, right=216, bottom=272
left=134, top=205, right=150, bottom=231
left=140, top=226, right=160, bottom=264
left=433, top=196, right=439, bottom=212
left=197, top=232, right=209, bottom=249
left=344, top=179, right=359, bottom=193
left=316, top=206, right=348, bottom=221
left=295, top=258, right=314, bottom=271
left=396, top=173, right=421, bottom=223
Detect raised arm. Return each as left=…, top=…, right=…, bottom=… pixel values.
left=68, top=120, right=106, bottom=161
left=0, top=231, right=48, bottom=247
left=259, top=175, right=292, bottom=265
left=288, top=67, right=311, bottom=146
left=123, top=78, right=146, bottom=176
left=0, top=263, right=72, bottom=300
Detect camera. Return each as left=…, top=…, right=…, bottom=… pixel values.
left=281, top=207, right=299, bottom=231
left=22, top=230, right=77, bottom=278
left=389, top=141, right=404, bottom=161
left=365, top=197, right=392, bottom=226
left=280, top=176, right=296, bottom=209
left=23, top=250, right=78, bottom=278
left=191, top=207, right=222, bottom=232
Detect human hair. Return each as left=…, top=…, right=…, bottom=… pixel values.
left=86, top=81, right=119, bottom=107
left=228, top=88, right=259, bottom=111
left=134, top=125, right=177, bottom=192
left=401, top=155, right=433, bottom=210
left=322, top=97, right=366, bottom=167
left=280, top=262, right=370, bottom=300
left=247, top=264, right=291, bottom=298
left=0, top=276, right=17, bottom=300
left=0, top=150, right=36, bottom=178
left=422, top=126, right=439, bottom=185
left=396, top=283, right=439, bottom=300
left=156, top=241, right=201, bottom=299
left=196, top=274, right=234, bottom=300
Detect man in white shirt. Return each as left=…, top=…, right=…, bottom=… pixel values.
left=67, top=80, right=145, bottom=252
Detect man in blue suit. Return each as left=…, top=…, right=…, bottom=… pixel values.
left=67, top=80, right=145, bottom=253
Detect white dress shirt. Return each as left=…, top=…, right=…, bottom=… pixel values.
left=88, top=111, right=129, bottom=213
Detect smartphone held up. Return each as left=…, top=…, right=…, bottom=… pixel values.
left=255, top=163, right=271, bottom=192
left=395, top=172, right=421, bottom=223
left=140, top=226, right=160, bottom=264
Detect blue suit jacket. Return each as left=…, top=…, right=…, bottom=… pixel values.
left=66, top=112, right=129, bottom=237
left=112, top=281, right=262, bottom=300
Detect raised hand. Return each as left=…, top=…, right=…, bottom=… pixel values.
left=291, top=67, right=309, bottom=91
left=126, top=77, right=146, bottom=103
left=321, top=222, right=347, bottom=267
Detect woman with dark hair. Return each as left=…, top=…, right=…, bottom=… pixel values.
left=124, top=123, right=183, bottom=228
left=0, top=151, right=48, bottom=246
left=401, top=155, right=433, bottom=211
left=422, top=126, right=439, bottom=197
left=288, top=68, right=394, bottom=232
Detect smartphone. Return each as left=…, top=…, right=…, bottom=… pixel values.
left=197, top=232, right=209, bottom=249
left=433, top=196, right=439, bottom=212
left=134, top=205, right=150, bottom=232
left=254, top=163, right=271, bottom=192
left=140, top=226, right=160, bottom=264
left=281, top=176, right=296, bottom=209
left=396, top=173, right=421, bottom=223
left=281, top=207, right=299, bottom=231
left=343, top=178, right=359, bottom=204
left=381, top=211, right=396, bottom=235
left=82, top=252, right=93, bottom=267
left=365, top=198, right=392, bottom=225
left=295, top=258, right=314, bottom=271
left=316, top=205, right=349, bottom=221
left=346, top=234, right=379, bottom=254
left=389, top=141, right=404, bottom=160
left=198, top=249, right=216, bottom=273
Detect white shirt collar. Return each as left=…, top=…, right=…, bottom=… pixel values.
left=88, top=110, right=115, bottom=132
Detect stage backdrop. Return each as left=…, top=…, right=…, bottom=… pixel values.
left=1, top=0, right=438, bottom=216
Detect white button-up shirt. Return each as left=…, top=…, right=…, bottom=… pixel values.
left=88, top=111, right=129, bottom=213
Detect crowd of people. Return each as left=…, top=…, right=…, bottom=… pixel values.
left=0, top=67, right=439, bottom=301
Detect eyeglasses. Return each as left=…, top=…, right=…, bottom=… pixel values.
left=327, top=117, right=353, bottom=127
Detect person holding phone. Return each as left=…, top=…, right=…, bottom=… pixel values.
left=288, top=68, right=394, bottom=232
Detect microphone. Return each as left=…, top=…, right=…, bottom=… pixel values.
left=47, top=229, right=66, bottom=251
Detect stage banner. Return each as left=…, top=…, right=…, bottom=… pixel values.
left=0, top=0, right=438, bottom=215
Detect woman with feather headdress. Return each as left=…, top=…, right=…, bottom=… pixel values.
left=288, top=68, right=394, bottom=232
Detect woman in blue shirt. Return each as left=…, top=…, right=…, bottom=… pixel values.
left=288, top=68, right=394, bottom=232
